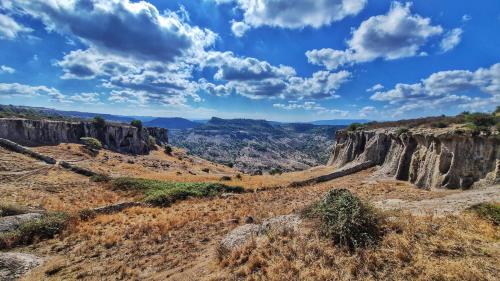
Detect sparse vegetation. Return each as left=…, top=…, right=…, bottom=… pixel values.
left=0, top=212, right=70, bottom=249
left=220, top=176, right=232, bottom=181
left=348, top=122, right=364, bottom=131
left=303, top=189, right=383, bottom=250
left=80, top=137, right=102, bottom=150
left=92, top=116, right=106, bottom=129
left=468, top=202, right=500, bottom=225
left=130, top=120, right=143, bottom=130
left=0, top=203, right=28, bottom=217
left=269, top=168, right=283, bottom=175
left=90, top=174, right=111, bottom=183
left=111, top=177, right=244, bottom=207
left=396, top=127, right=409, bottom=136
left=431, top=121, right=448, bottom=128
left=148, top=136, right=157, bottom=149
left=164, top=145, right=173, bottom=155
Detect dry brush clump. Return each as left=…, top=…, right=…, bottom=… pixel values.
left=216, top=190, right=500, bottom=281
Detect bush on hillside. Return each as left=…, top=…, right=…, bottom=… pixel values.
left=164, top=146, right=173, bottom=155
left=92, top=116, right=106, bottom=129
left=468, top=203, right=500, bottom=225
left=396, top=127, right=409, bottom=136
left=348, top=123, right=364, bottom=131
left=80, top=137, right=102, bottom=150
left=111, top=177, right=244, bottom=207
left=0, top=212, right=70, bottom=249
left=0, top=203, right=28, bottom=217
left=304, top=189, right=383, bottom=250
left=130, top=120, right=143, bottom=130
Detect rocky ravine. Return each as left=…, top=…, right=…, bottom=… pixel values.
left=0, top=118, right=168, bottom=154
left=329, top=128, right=499, bottom=189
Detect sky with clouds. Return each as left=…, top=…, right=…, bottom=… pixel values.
left=0, top=0, right=498, bottom=121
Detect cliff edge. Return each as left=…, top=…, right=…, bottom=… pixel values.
left=329, top=128, right=499, bottom=189
left=0, top=118, right=168, bottom=155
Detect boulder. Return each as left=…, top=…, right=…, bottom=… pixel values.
left=0, top=252, right=42, bottom=281
left=219, top=215, right=301, bottom=254
left=0, top=213, right=43, bottom=234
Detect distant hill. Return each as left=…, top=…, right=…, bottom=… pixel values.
left=170, top=117, right=345, bottom=174
left=311, top=119, right=370, bottom=126
left=144, top=117, right=201, bottom=130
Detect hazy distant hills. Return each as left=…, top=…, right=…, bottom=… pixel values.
left=170, top=117, right=345, bottom=174
left=144, top=117, right=201, bottom=130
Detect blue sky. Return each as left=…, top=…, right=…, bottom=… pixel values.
left=0, top=0, right=499, bottom=122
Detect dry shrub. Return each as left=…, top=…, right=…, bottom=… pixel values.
left=217, top=212, right=499, bottom=281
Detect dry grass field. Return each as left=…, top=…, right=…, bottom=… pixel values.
left=0, top=144, right=498, bottom=280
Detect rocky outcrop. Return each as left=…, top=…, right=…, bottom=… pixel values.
left=0, top=118, right=168, bottom=154
left=329, top=128, right=499, bottom=189
left=0, top=252, right=43, bottom=281
left=0, top=213, right=43, bottom=234
left=219, top=215, right=301, bottom=254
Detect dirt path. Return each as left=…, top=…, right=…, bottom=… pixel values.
left=376, top=184, right=500, bottom=215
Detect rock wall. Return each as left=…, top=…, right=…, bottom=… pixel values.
left=329, top=128, right=499, bottom=189
left=0, top=118, right=168, bottom=155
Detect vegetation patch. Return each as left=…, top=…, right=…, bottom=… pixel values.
left=0, top=203, right=28, bottom=217
left=303, top=189, right=383, bottom=250
left=0, top=212, right=70, bottom=249
left=90, top=174, right=112, bottom=183
left=80, top=137, right=102, bottom=150
left=111, top=177, right=244, bottom=207
left=468, top=202, right=500, bottom=225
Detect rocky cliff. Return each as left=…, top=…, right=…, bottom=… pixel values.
left=0, top=118, right=168, bottom=154
left=329, top=128, right=499, bottom=189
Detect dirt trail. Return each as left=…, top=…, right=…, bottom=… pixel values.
left=376, top=184, right=500, bottom=215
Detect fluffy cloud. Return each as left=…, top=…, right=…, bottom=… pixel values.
left=370, top=63, right=500, bottom=116
left=4, top=0, right=216, bottom=62
left=0, top=83, right=61, bottom=99
left=273, top=101, right=349, bottom=116
left=201, top=51, right=350, bottom=99
left=366, top=84, right=384, bottom=92
left=231, top=21, right=250, bottom=37
left=0, top=13, right=32, bottom=40
left=358, top=106, right=377, bottom=117
left=220, top=0, right=366, bottom=35
left=0, top=65, right=15, bottom=74
left=439, top=28, right=463, bottom=53
left=306, top=2, right=443, bottom=70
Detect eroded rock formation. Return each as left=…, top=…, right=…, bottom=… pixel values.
left=0, top=118, right=168, bottom=154
left=329, top=128, right=499, bottom=189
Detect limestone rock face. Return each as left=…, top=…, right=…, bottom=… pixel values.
left=329, top=128, right=499, bottom=189
left=0, top=118, right=168, bottom=154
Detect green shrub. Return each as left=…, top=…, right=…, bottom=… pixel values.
left=431, top=122, right=448, bottom=128
left=304, top=189, right=383, bottom=250
left=164, top=146, right=173, bottom=155
left=396, top=127, right=409, bottom=136
left=468, top=203, right=500, bottom=225
left=0, top=203, right=28, bottom=217
left=464, top=113, right=496, bottom=127
left=111, top=177, right=245, bottom=207
left=220, top=176, right=232, bottom=181
left=348, top=123, right=364, bottom=131
left=92, top=116, right=106, bottom=129
left=130, top=120, right=143, bottom=130
left=90, top=174, right=111, bottom=183
left=148, top=136, right=157, bottom=149
left=80, top=137, right=102, bottom=150
left=201, top=168, right=210, bottom=173
left=0, top=212, right=70, bottom=249
left=269, top=168, right=283, bottom=175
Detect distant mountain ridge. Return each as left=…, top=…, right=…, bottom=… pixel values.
left=144, top=117, right=201, bottom=130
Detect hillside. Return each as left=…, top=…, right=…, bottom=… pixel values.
left=144, top=117, right=201, bottom=130
left=169, top=117, right=344, bottom=174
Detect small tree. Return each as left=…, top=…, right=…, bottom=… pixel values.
left=348, top=123, right=363, bottom=131
left=131, top=120, right=143, bottom=130
left=164, top=146, right=173, bottom=155
left=92, top=116, right=106, bottom=129
left=80, top=137, right=102, bottom=150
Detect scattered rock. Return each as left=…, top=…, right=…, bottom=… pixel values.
left=0, top=252, right=42, bottom=281
left=244, top=216, right=254, bottom=224
left=0, top=213, right=43, bottom=234
left=219, top=215, right=301, bottom=254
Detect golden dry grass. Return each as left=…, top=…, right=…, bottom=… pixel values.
left=1, top=144, right=497, bottom=280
